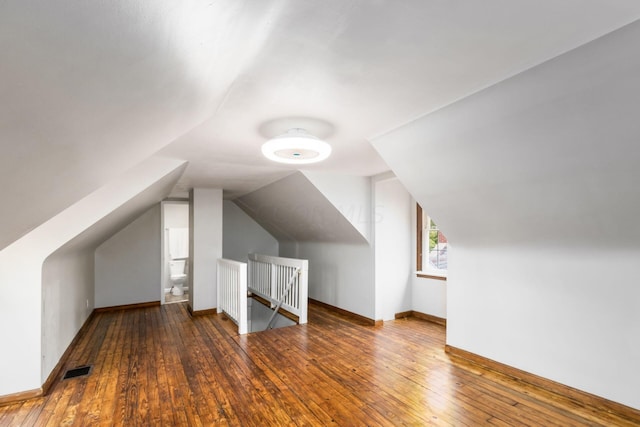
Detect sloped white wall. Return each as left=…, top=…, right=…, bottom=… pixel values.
left=238, top=172, right=376, bottom=319
left=235, top=173, right=367, bottom=244
left=302, top=172, right=372, bottom=242
left=0, top=156, right=185, bottom=397
left=223, top=201, right=278, bottom=262
left=95, top=205, right=161, bottom=308
left=373, top=175, right=412, bottom=321
left=41, top=249, right=95, bottom=382
left=372, top=21, right=640, bottom=409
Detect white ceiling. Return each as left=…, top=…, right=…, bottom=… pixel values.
left=157, top=1, right=640, bottom=197
left=2, top=1, right=640, bottom=247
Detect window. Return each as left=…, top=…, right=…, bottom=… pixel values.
left=416, top=204, right=448, bottom=277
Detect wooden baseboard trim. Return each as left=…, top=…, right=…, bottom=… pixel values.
left=394, top=310, right=447, bottom=327
left=412, top=311, right=447, bottom=326
left=94, top=300, right=160, bottom=313
left=0, top=388, right=43, bottom=407
left=309, top=298, right=377, bottom=326
left=187, top=305, right=217, bottom=317
left=394, top=310, right=413, bottom=319
left=445, top=345, right=640, bottom=423
left=250, top=295, right=299, bottom=323
left=416, top=273, right=447, bottom=281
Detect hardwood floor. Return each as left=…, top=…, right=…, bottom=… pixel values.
left=1, top=302, right=638, bottom=426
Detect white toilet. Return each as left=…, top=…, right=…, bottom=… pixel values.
left=169, top=259, right=187, bottom=296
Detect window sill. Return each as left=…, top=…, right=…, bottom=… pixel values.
left=416, top=271, right=447, bottom=281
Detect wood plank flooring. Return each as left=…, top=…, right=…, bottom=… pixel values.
left=1, top=302, right=638, bottom=426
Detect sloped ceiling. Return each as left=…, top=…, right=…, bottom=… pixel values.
left=46, top=161, right=186, bottom=257
left=0, top=1, right=275, bottom=248
left=157, top=2, right=640, bottom=198
left=372, top=20, right=640, bottom=248
left=234, top=172, right=367, bottom=244
left=3, top=1, right=640, bottom=249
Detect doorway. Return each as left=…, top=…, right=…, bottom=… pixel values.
left=161, top=200, right=190, bottom=304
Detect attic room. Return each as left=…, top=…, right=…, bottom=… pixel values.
left=1, top=1, right=640, bottom=424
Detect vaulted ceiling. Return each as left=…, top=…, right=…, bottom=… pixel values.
left=2, top=1, right=640, bottom=249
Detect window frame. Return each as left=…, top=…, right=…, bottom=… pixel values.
left=416, top=203, right=447, bottom=280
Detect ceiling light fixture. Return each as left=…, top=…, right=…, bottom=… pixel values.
left=261, top=128, right=332, bottom=164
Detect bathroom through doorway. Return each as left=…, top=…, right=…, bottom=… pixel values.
left=161, top=200, right=190, bottom=305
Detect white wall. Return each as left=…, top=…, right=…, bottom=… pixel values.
left=41, top=249, right=95, bottom=382
left=189, top=188, right=223, bottom=312
left=412, top=277, right=447, bottom=319
left=280, top=241, right=375, bottom=320
left=373, top=175, right=412, bottom=321
left=95, top=205, right=161, bottom=308
left=372, top=22, right=640, bottom=409
left=448, top=247, right=640, bottom=409
left=223, top=200, right=278, bottom=262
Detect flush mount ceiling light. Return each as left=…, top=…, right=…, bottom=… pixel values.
left=261, top=128, right=332, bottom=164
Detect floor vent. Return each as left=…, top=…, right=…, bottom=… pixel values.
left=63, top=365, right=92, bottom=380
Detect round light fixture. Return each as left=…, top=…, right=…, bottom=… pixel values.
left=261, top=128, right=332, bottom=164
